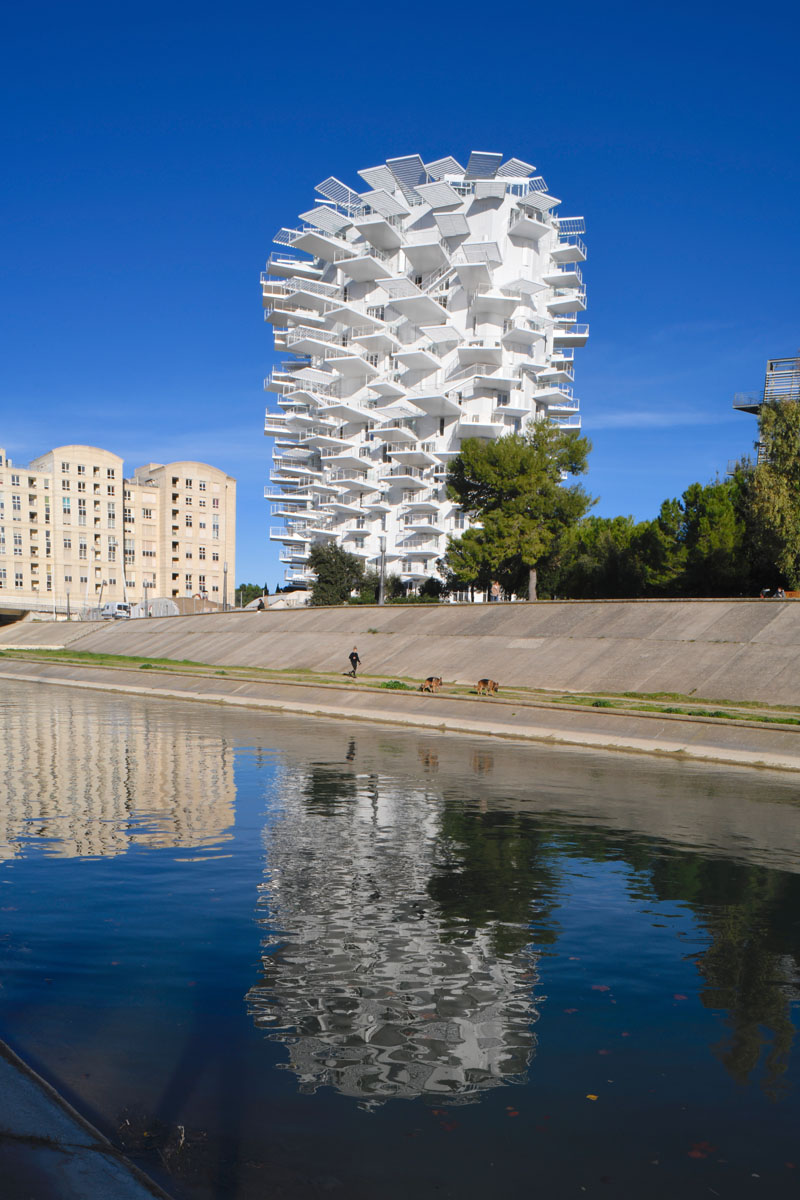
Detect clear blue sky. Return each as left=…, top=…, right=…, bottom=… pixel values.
left=2, top=0, right=798, bottom=587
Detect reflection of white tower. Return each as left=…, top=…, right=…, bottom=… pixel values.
left=246, top=764, right=539, bottom=1103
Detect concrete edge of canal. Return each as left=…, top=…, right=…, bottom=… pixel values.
left=0, top=1037, right=174, bottom=1199
left=2, top=658, right=800, bottom=772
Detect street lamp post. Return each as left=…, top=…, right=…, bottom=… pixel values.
left=378, top=537, right=386, bottom=606
left=223, top=561, right=228, bottom=612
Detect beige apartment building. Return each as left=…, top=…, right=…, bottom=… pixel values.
left=0, top=444, right=235, bottom=613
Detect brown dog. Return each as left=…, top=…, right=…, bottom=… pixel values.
left=476, top=679, right=499, bottom=696
left=419, top=676, right=442, bottom=693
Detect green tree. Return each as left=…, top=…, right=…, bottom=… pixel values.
left=739, top=399, right=800, bottom=588
left=236, top=582, right=269, bottom=606
left=678, top=479, right=746, bottom=596
left=308, top=543, right=365, bottom=606
left=444, top=423, right=594, bottom=598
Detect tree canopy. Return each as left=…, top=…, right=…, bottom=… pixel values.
left=308, top=543, right=365, bottom=606
left=443, top=422, right=593, bottom=598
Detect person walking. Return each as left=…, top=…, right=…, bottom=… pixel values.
left=349, top=646, right=361, bottom=677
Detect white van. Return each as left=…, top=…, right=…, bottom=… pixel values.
left=100, top=602, right=131, bottom=620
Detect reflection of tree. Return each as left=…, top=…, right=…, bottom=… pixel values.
left=428, top=809, right=562, bottom=957
left=302, top=766, right=358, bottom=815
left=631, top=853, right=800, bottom=1099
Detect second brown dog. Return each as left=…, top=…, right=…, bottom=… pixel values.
left=476, top=678, right=499, bottom=696
left=420, top=676, right=443, bottom=693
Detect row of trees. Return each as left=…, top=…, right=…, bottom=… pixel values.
left=299, top=399, right=800, bottom=605
left=442, top=399, right=800, bottom=599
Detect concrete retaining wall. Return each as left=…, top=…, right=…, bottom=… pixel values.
left=2, top=599, right=799, bottom=705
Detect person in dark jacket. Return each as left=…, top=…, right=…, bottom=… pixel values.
left=349, top=647, right=361, bottom=677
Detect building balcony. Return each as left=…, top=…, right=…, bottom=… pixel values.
left=279, top=225, right=358, bottom=261
left=353, top=214, right=404, bottom=251
left=394, top=348, right=440, bottom=373
left=537, top=364, right=575, bottom=385
left=508, top=210, right=549, bottom=241
left=493, top=398, right=533, bottom=418
left=389, top=449, right=438, bottom=468
left=405, top=389, right=462, bottom=417
left=265, top=254, right=324, bottom=281
left=403, top=235, right=450, bottom=273
left=546, top=289, right=587, bottom=315
left=342, top=253, right=395, bottom=283
left=457, top=416, right=506, bottom=439
left=552, top=323, right=589, bottom=347
left=732, top=390, right=762, bottom=414
left=501, top=318, right=548, bottom=348
left=542, top=264, right=584, bottom=289
left=550, top=236, right=587, bottom=263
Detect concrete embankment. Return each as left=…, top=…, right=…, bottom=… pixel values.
left=2, top=598, right=800, bottom=704
left=2, top=656, right=800, bottom=771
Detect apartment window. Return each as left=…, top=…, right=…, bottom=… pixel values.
left=0, top=568, right=5, bottom=588
left=61, top=462, right=69, bottom=473
left=107, top=485, right=115, bottom=496
left=77, top=481, right=86, bottom=493
left=62, top=479, right=70, bottom=490
left=123, top=508, right=133, bottom=522
left=212, top=585, right=219, bottom=593
left=452, top=511, right=466, bottom=530
left=212, top=498, right=219, bottom=509
left=15, top=572, right=23, bottom=589
left=63, top=537, right=71, bottom=550
left=212, top=523, right=219, bottom=540
left=185, top=514, right=192, bottom=527
left=185, top=496, right=192, bottom=506
left=198, top=498, right=206, bottom=507
left=185, top=478, right=192, bottom=488
left=80, top=575, right=87, bottom=584
left=142, top=508, right=153, bottom=519
left=108, top=577, right=116, bottom=586
left=198, top=521, right=206, bottom=530
left=78, top=539, right=87, bottom=560
left=12, top=495, right=21, bottom=513
left=108, top=543, right=116, bottom=562
left=13, top=533, right=22, bottom=555
left=198, top=546, right=206, bottom=560
left=46, top=573, right=52, bottom=592
left=212, top=551, right=219, bottom=562
left=62, top=497, right=71, bottom=520
left=77, top=465, right=85, bottom=476
left=439, top=418, right=445, bottom=436
left=78, top=499, right=86, bottom=525
left=64, top=574, right=72, bottom=583
left=107, top=468, right=115, bottom=479
left=185, top=551, right=193, bottom=560
left=185, top=574, right=192, bottom=587
left=124, top=489, right=132, bottom=500
left=198, top=481, right=206, bottom=492
left=359, top=446, right=371, bottom=458
left=107, top=502, right=116, bottom=528
left=11, top=475, right=20, bottom=485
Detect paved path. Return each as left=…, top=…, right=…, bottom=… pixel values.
left=2, top=658, right=799, bottom=771
left=0, top=1039, right=172, bottom=1200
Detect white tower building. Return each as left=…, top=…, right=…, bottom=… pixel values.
left=262, top=151, right=588, bottom=592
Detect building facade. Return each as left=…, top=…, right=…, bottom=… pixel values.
left=0, top=444, right=235, bottom=613
left=263, top=150, right=588, bottom=590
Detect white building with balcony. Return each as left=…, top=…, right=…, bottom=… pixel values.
left=262, top=151, right=588, bottom=591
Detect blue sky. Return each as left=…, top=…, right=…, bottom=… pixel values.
left=2, top=0, right=798, bottom=587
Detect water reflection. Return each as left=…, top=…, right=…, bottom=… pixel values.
left=0, top=694, right=236, bottom=858
left=247, top=763, right=542, bottom=1104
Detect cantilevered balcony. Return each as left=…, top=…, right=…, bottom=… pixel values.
left=394, top=348, right=440, bottom=372
left=457, top=415, right=506, bottom=439
left=372, top=420, right=419, bottom=444
left=266, top=253, right=324, bottom=280
left=550, top=236, right=587, bottom=264
left=353, top=213, right=404, bottom=252
left=388, top=449, right=438, bottom=468
left=552, top=323, right=589, bottom=347
left=537, top=364, right=575, bottom=385
left=542, top=264, right=584, bottom=290
left=403, top=234, right=450, bottom=274
left=508, top=209, right=549, bottom=240
left=546, top=288, right=587, bottom=315
left=501, top=317, right=547, bottom=348
left=379, top=278, right=449, bottom=325
left=342, top=252, right=395, bottom=282
left=278, top=225, right=358, bottom=261
left=456, top=339, right=503, bottom=367
left=405, top=390, right=462, bottom=417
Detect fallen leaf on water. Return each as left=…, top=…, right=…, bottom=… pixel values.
left=431, top=1108, right=448, bottom=1116
left=506, top=1110, right=519, bottom=1118
left=569, top=956, right=581, bottom=961
left=621, top=1032, right=631, bottom=1037
left=687, top=1140, right=716, bottom=1159
left=673, top=993, right=688, bottom=1000
left=591, top=985, right=610, bottom=992
left=440, top=1121, right=458, bottom=1132
left=598, top=1049, right=611, bottom=1056
left=564, top=1008, right=579, bottom=1014
left=586, top=1094, right=598, bottom=1101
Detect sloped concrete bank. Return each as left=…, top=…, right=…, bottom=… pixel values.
left=2, top=658, right=800, bottom=771
left=2, top=598, right=800, bottom=705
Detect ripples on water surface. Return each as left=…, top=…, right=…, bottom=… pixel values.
left=0, top=682, right=799, bottom=1199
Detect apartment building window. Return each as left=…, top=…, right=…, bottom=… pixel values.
left=77, top=499, right=86, bottom=525
left=80, top=575, right=87, bottom=584
left=61, top=462, right=69, bottom=473
left=185, top=514, right=192, bottom=528
left=64, top=574, right=72, bottom=583
left=212, top=498, right=219, bottom=509
left=185, top=551, right=193, bottom=560
left=108, top=577, right=116, bottom=586
left=141, top=542, right=155, bottom=558
left=12, top=494, right=21, bottom=513
left=124, top=539, right=135, bottom=565
left=142, top=508, right=153, bottom=519
left=62, top=479, right=70, bottom=490
left=77, top=480, right=86, bottom=493
left=107, top=486, right=115, bottom=496
left=123, top=508, right=133, bottom=522
left=78, top=539, right=87, bottom=560
left=212, top=523, right=219, bottom=540
left=185, top=574, right=192, bottom=588
left=77, top=465, right=85, bottom=476
left=198, top=574, right=206, bottom=589
left=212, top=585, right=219, bottom=593
left=198, top=481, right=206, bottom=492
left=15, top=572, right=23, bottom=588
left=107, top=468, right=115, bottom=479
left=124, top=490, right=132, bottom=500
left=198, top=498, right=206, bottom=507
left=0, top=568, right=5, bottom=588
left=198, top=546, right=206, bottom=560
left=46, top=573, right=52, bottom=592
left=185, top=497, right=192, bottom=506
left=452, top=511, right=466, bottom=530
left=212, top=551, right=219, bottom=562
left=107, top=502, right=115, bottom=528
left=62, top=497, right=71, bottom=520
left=108, top=541, right=116, bottom=562
left=198, top=521, right=206, bottom=530
left=13, top=533, right=22, bottom=555
left=359, top=446, right=371, bottom=458
left=0, top=528, right=5, bottom=552
left=63, top=536, right=71, bottom=550
left=11, top=475, right=20, bottom=486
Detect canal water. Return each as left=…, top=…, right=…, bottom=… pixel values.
left=0, top=681, right=799, bottom=1199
